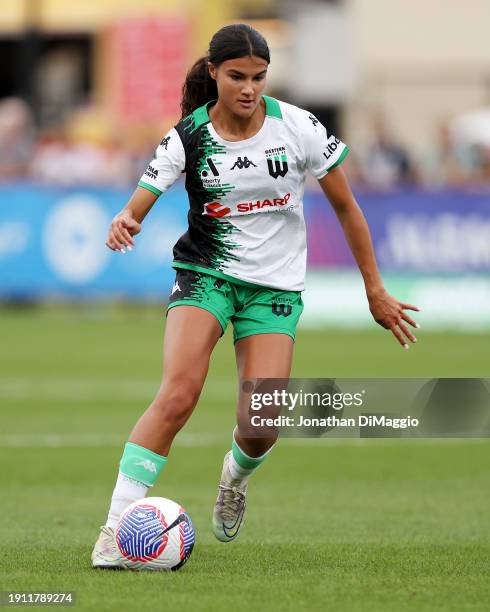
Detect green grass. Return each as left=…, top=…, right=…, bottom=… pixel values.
left=0, top=305, right=489, bottom=611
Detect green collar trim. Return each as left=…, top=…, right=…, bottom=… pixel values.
left=187, top=95, right=282, bottom=131
left=262, top=95, right=282, bottom=119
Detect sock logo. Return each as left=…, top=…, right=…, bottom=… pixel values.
left=135, top=460, right=158, bottom=473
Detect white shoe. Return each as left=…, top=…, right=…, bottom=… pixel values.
left=212, top=451, right=248, bottom=543
left=91, top=525, right=123, bottom=569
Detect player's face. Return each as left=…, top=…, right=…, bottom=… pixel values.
left=209, top=55, right=269, bottom=119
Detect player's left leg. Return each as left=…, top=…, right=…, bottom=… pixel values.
left=212, top=333, right=294, bottom=542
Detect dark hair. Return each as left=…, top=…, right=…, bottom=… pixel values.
left=180, top=24, right=270, bottom=118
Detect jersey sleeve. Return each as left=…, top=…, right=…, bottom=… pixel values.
left=302, top=113, right=349, bottom=179
left=137, top=128, right=185, bottom=197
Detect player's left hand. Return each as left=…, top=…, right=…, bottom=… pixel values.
left=367, top=288, right=420, bottom=349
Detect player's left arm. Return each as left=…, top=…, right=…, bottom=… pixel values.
left=318, top=166, right=420, bottom=348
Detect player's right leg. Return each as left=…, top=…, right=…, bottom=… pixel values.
left=92, top=305, right=222, bottom=568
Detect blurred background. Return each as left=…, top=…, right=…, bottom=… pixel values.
left=0, top=0, right=489, bottom=330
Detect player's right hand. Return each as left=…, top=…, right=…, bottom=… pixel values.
left=106, top=213, right=141, bottom=253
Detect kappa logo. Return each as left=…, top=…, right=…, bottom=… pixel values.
left=230, top=156, right=257, bottom=170
left=135, top=460, right=158, bottom=473
left=203, top=202, right=231, bottom=218
left=171, top=281, right=181, bottom=295
left=160, top=136, right=171, bottom=149
left=272, top=303, right=292, bottom=317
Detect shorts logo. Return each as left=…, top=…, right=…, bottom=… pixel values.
left=160, top=136, right=171, bottom=149
left=203, top=202, right=231, bottom=218
left=272, top=303, right=292, bottom=317
left=308, top=114, right=319, bottom=127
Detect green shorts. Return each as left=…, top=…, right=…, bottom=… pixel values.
left=167, top=268, right=304, bottom=343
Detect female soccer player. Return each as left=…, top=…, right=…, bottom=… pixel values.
left=91, top=24, right=419, bottom=567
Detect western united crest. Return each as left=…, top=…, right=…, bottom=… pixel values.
left=265, top=146, right=289, bottom=179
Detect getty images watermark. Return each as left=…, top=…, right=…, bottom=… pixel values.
left=237, top=379, right=490, bottom=438
left=249, top=388, right=418, bottom=430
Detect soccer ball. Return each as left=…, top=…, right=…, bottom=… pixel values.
left=115, top=497, right=195, bottom=571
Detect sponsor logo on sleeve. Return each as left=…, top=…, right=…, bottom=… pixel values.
left=144, top=165, right=159, bottom=180
left=308, top=114, right=319, bottom=127
left=323, top=137, right=341, bottom=162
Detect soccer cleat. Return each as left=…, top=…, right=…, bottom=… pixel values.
left=91, top=525, right=123, bottom=569
left=212, top=451, right=248, bottom=543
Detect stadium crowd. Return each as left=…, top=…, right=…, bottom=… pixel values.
left=1, top=96, right=489, bottom=190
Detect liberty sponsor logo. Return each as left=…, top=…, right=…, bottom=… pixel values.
left=201, top=157, right=220, bottom=178
left=135, top=460, right=158, bottom=473
left=171, top=281, right=181, bottom=295
left=323, top=137, right=341, bottom=162
left=203, top=202, right=231, bottom=218
left=201, top=157, right=223, bottom=188
left=160, top=135, right=171, bottom=149
left=265, top=145, right=288, bottom=179
left=237, top=193, right=291, bottom=213
left=144, top=165, right=158, bottom=180
left=230, top=156, right=257, bottom=170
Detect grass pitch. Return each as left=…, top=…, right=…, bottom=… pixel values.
left=0, top=305, right=489, bottom=611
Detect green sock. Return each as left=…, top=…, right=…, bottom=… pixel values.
left=230, top=433, right=273, bottom=478
left=119, top=442, right=167, bottom=487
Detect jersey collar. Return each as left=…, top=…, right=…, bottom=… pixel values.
left=192, top=95, right=282, bottom=130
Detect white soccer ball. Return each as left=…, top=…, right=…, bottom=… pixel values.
left=115, top=497, right=195, bottom=571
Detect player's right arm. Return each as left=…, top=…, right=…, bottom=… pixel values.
left=106, top=128, right=186, bottom=253
left=106, top=187, right=157, bottom=252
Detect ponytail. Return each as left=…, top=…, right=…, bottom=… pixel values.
left=180, top=24, right=270, bottom=119
left=180, top=56, right=218, bottom=119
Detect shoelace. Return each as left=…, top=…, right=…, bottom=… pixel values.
left=100, top=525, right=115, bottom=537
left=218, top=485, right=245, bottom=522
left=99, top=525, right=118, bottom=554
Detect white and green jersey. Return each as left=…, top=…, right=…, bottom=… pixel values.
left=138, top=96, right=349, bottom=291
